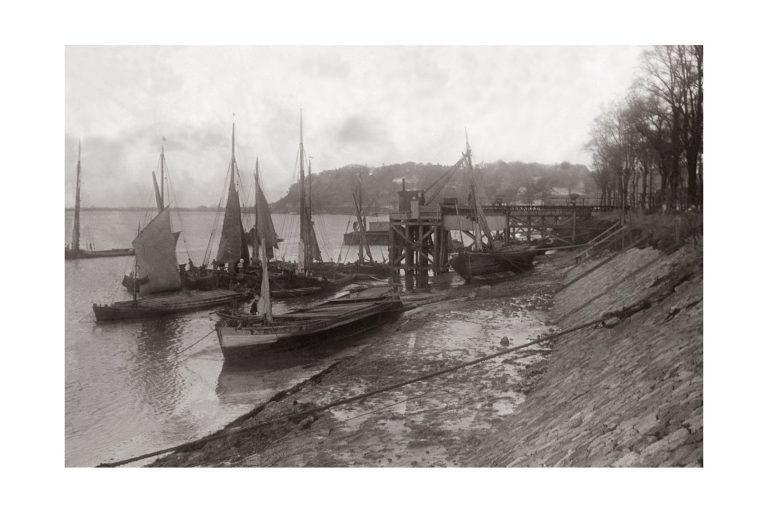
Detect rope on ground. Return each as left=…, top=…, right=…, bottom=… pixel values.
left=97, top=316, right=606, bottom=467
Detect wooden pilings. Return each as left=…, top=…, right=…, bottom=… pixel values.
left=389, top=204, right=443, bottom=290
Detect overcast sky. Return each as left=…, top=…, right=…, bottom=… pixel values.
left=65, top=46, right=645, bottom=207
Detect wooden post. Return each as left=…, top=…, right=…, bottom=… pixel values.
left=527, top=215, right=532, bottom=242
left=417, top=223, right=425, bottom=288
left=571, top=206, right=577, bottom=244
left=404, top=224, right=413, bottom=291
left=389, top=218, right=397, bottom=279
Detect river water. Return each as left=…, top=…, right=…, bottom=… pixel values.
left=64, top=210, right=389, bottom=467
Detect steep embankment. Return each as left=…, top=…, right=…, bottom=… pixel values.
left=469, top=241, right=703, bottom=466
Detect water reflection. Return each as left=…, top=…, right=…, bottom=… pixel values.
left=65, top=211, right=392, bottom=466
left=215, top=329, right=375, bottom=405
left=131, top=317, right=188, bottom=416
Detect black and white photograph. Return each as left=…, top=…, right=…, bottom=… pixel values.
left=5, top=1, right=766, bottom=510
left=64, top=43, right=703, bottom=468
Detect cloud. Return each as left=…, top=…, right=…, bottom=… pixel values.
left=65, top=46, right=645, bottom=207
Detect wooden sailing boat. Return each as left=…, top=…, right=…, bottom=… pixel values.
left=65, top=141, right=134, bottom=260
left=122, top=143, right=182, bottom=292
left=93, top=141, right=252, bottom=322
left=215, top=122, right=252, bottom=272
left=215, top=171, right=402, bottom=363
left=327, top=171, right=392, bottom=277
left=448, top=134, right=541, bottom=282
left=297, top=111, right=323, bottom=275
left=266, top=112, right=356, bottom=296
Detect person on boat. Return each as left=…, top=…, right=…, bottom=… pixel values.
left=250, top=295, right=260, bottom=313
left=188, top=258, right=195, bottom=271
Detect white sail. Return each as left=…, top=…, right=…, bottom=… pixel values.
left=256, top=237, right=273, bottom=322
left=297, top=239, right=306, bottom=274
left=133, top=208, right=181, bottom=295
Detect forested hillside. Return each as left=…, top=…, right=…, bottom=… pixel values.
left=271, top=160, right=597, bottom=213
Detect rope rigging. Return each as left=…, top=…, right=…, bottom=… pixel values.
left=202, top=159, right=234, bottom=265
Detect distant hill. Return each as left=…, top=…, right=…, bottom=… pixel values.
left=271, top=161, right=597, bottom=214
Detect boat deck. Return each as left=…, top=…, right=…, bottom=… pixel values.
left=127, top=289, right=242, bottom=307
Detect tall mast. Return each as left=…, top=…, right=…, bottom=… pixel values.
left=230, top=117, right=236, bottom=188
left=298, top=109, right=309, bottom=271
left=71, top=140, right=82, bottom=253
left=465, top=130, right=493, bottom=250
left=354, top=171, right=374, bottom=263
left=160, top=140, right=166, bottom=208
left=308, top=158, right=312, bottom=219
left=132, top=223, right=140, bottom=302
left=253, top=159, right=260, bottom=263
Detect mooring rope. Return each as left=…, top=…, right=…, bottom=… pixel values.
left=176, top=328, right=217, bottom=357
left=98, top=316, right=607, bottom=467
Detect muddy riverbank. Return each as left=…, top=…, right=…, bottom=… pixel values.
left=148, top=235, right=703, bottom=467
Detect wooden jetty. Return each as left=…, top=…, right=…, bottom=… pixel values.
left=388, top=180, right=612, bottom=288
left=343, top=220, right=390, bottom=246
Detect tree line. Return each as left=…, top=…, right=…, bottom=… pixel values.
left=588, top=45, right=703, bottom=212
left=271, top=160, right=598, bottom=214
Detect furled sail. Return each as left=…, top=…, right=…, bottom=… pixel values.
left=216, top=169, right=250, bottom=265
left=252, top=167, right=278, bottom=262
left=133, top=208, right=181, bottom=295
left=303, top=210, right=322, bottom=262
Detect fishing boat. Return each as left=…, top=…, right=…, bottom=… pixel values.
left=216, top=296, right=401, bottom=363
left=121, top=143, right=185, bottom=292
left=65, top=141, right=134, bottom=260
left=94, top=289, right=252, bottom=321
left=345, top=171, right=391, bottom=276
left=93, top=141, right=252, bottom=322
left=93, top=206, right=252, bottom=321
left=449, top=246, right=539, bottom=282
left=270, top=112, right=357, bottom=294
left=216, top=284, right=401, bottom=362
left=315, top=171, right=391, bottom=279
left=215, top=139, right=402, bottom=363
left=448, top=134, right=542, bottom=282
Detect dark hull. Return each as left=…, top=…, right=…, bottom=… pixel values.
left=449, top=248, right=538, bottom=282
left=65, top=248, right=134, bottom=260
left=216, top=299, right=402, bottom=364
left=93, top=289, right=252, bottom=322
left=219, top=307, right=400, bottom=364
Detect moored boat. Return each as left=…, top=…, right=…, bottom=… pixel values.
left=449, top=246, right=539, bottom=282
left=93, top=289, right=252, bottom=321
left=215, top=142, right=402, bottom=363
left=447, top=134, right=542, bottom=283
left=215, top=296, right=402, bottom=363
left=66, top=247, right=135, bottom=260
left=93, top=140, right=256, bottom=322
left=66, top=141, right=134, bottom=260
